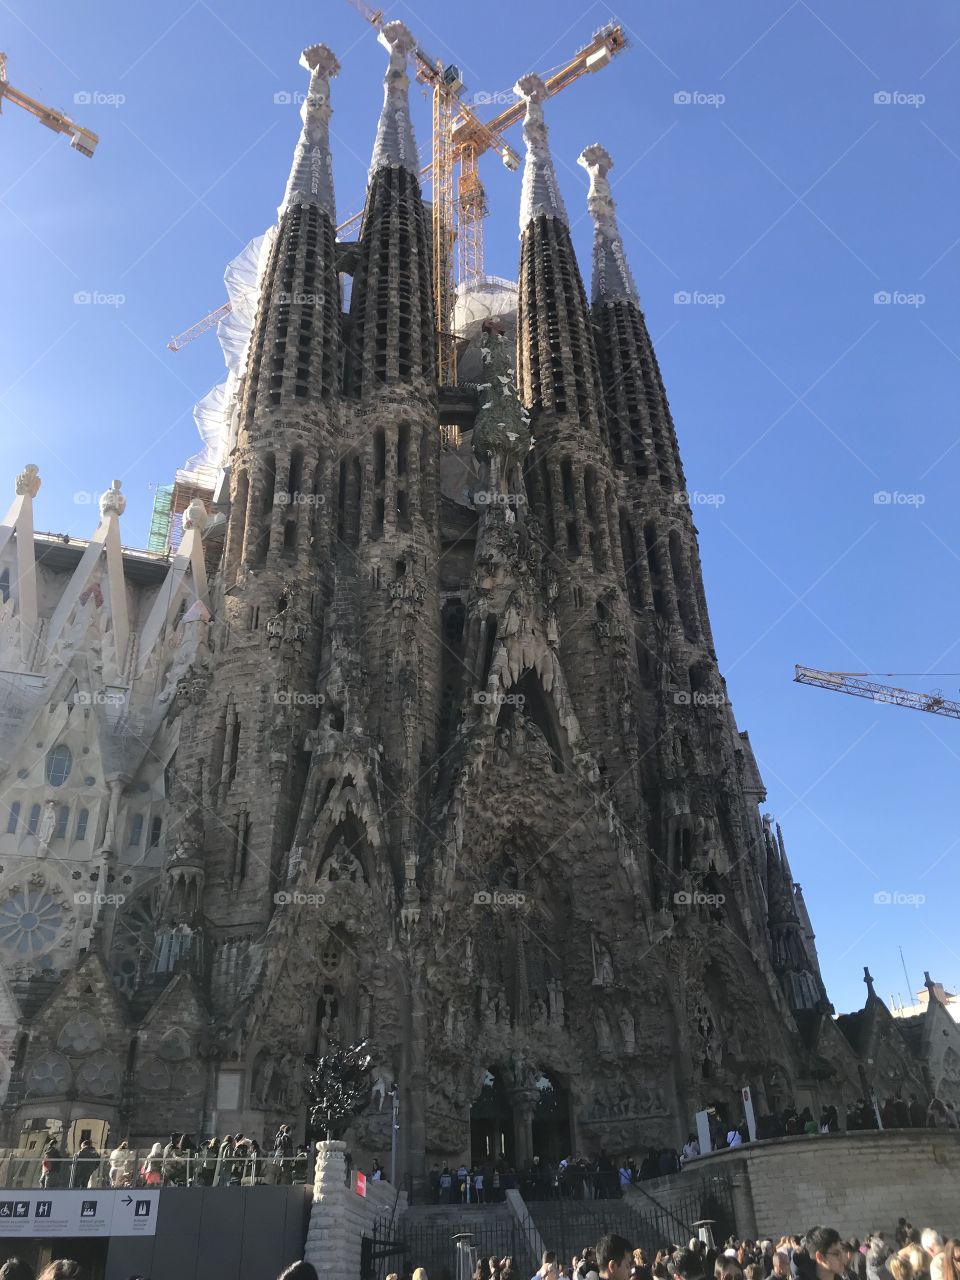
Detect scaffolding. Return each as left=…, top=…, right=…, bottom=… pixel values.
left=147, top=469, right=216, bottom=556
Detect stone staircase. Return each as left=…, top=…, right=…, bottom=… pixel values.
left=525, top=1187, right=696, bottom=1258
left=398, top=1201, right=537, bottom=1280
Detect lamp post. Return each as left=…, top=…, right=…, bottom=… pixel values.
left=390, top=1085, right=400, bottom=1186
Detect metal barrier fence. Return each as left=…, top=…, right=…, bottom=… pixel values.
left=0, top=1152, right=313, bottom=1190
left=367, top=1212, right=542, bottom=1280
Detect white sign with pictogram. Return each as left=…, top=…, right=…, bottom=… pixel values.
left=0, top=1190, right=159, bottom=1238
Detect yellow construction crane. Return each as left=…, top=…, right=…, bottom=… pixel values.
left=168, top=18, right=628, bottom=373
left=794, top=665, right=960, bottom=722
left=0, top=52, right=98, bottom=156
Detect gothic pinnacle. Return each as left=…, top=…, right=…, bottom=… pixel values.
left=515, top=73, right=567, bottom=231
left=280, top=43, right=340, bottom=220
left=369, top=21, right=419, bottom=182
left=578, top=143, right=639, bottom=307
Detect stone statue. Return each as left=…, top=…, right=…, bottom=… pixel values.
left=619, top=1007, right=636, bottom=1054
left=357, top=989, right=372, bottom=1040
left=595, top=1007, right=613, bottom=1055
left=547, top=979, right=565, bottom=1026
left=37, top=800, right=57, bottom=852
left=592, top=937, right=615, bottom=987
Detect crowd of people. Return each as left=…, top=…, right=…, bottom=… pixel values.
left=0, top=1262, right=320, bottom=1280
left=33, top=1126, right=313, bottom=1190
left=427, top=1151, right=688, bottom=1204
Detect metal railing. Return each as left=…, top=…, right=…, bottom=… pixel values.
left=0, top=1152, right=314, bottom=1191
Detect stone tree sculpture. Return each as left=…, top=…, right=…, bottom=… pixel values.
left=305, top=1038, right=373, bottom=1140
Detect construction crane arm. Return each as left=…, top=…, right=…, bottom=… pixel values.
left=0, top=53, right=98, bottom=156
left=794, top=665, right=960, bottom=721
left=450, top=23, right=628, bottom=156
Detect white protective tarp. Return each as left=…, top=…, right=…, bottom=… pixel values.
left=186, top=228, right=277, bottom=473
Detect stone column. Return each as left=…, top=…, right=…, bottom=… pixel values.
left=304, top=1139, right=350, bottom=1272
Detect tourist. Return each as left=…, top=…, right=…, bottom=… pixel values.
left=412, top=1269, right=428, bottom=1280
left=161, top=1133, right=183, bottom=1186
left=214, top=1134, right=234, bottom=1186
left=439, top=1164, right=452, bottom=1204
left=715, top=1260, right=743, bottom=1280
left=533, top=1252, right=559, bottom=1280
left=36, top=1264, right=86, bottom=1280
left=109, top=1139, right=134, bottom=1188
left=926, top=1099, right=949, bottom=1128
left=276, top=1264, right=319, bottom=1280
left=474, top=1166, right=485, bottom=1203
left=197, top=1137, right=219, bottom=1186
left=598, top=1236, right=633, bottom=1280
left=772, top=1253, right=791, bottom=1280
left=142, top=1142, right=163, bottom=1187
left=681, top=1133, right=700, bottom=1163
left=618, top=1160, right=632, bottom=1192
left=931, top=1241, right=960, bottom=1280
left=674, top=1251, right=707, bottom=1280
left=40, top=1136, right=63, bottom=1189
left=293, top=1144, right=311, bottom=1184
left=372, top=1158, right=383, bottom=1181
left=71, top=1137, right=101, bottom=1189
left=909, top=1096, right=927, bottom=1127
left=632, top=1250, right=652, bottom=1280
left=921, top=1234, right=944, bottom=1269
left=800, top=1227, right=847, bottom=1280
left=866, top=1238, right=892, bottom=1280
left=0, top=1260, right=35, bottom=1280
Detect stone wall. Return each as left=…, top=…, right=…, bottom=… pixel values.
left=642, top=1131, right=960, bottom=1242
left=304, top=1140, right=407, bottom=1279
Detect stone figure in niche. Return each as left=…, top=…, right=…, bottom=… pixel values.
left=595, top=1007, right=614, bottom=1055
left=547, top=979, right=565, bottom=1025
left=530, top=992, right=548, bottom=1028
left=619, top=1007, right=636, bottom=1055
left=592, top=936, right=615, bottom=987
left=357, top=989, right=372, bottom=1040
left=318, top=839, right=363, bottom=884
left=37, top=800, right=57, bottom=852
left=253, top=1052, right=275, bottom=1106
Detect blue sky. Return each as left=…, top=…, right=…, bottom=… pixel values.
left=2, top=0, right=960, bottom=1017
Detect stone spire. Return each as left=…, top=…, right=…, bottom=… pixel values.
left=516, top=74, right=567, bottom=230
left=369, top=21, right=419, bottom=180
left=280, top=43, right=340, bottom=220
left=578, top=143, right=639, bottom=307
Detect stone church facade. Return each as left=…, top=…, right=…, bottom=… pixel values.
left=0, top=24, right=957, bottom=1178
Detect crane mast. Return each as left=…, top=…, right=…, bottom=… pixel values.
left=794, top=665, right=960, bottom=721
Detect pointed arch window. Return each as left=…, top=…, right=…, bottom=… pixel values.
left=149, top=816, right=162, bottom=848
left=5, top=802, right=19, bottom=834
left=128, top=814, right=144, bottom=847
left=54, top=806, right=69, bottom=840
left=27, top=804, right=41, bottom=836
left=75, top=809, right=89, bottom=841
left=46, top=745, right=72, bottom=787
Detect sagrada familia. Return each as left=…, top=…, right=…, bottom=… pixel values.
left=0, top=23, right=957, bottom=1178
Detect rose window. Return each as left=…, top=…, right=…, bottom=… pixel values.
left=24, top=1054, right=71, bottom=1096
left=0, top=890, right=63, bottom=957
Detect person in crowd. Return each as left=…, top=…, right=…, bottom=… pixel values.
left=372, top=1158, right=384, bottom=1182
left=40, top=1136, right=63, bottom=1190
left=931, top=1241, right=960, bottom=1280
left=771, top=1252, right=791, bottom=1280
left=618, top=1160, right=632, bottom=1192
left=840, top=1243, right=860, bottom=1280
left=926, top=1098, right=949, bottom=1128
left=532, top=1252, right=559, bottom=1280
left=474, top=1165, right=485, bottom=1203
left=800, top=1227, right=848, bottom=1280
left=109, top=1139, right=134, bottom=1188
left=674, top=1252, right=707, bottom=1280
left=725, top=1124, right=743, bottom=1148
left=0, top=1260, right=35, bottom=1280
left=865, top=1237, right=892, bottom=1280
left=161, top=1133, right=183, bottom=1186
left=908, top=1096, right=927, bottom=1127
left=178, top=1133, right=197, bottom=1183
left=276, top=1264, right=319, bottom=1280
left=922, top=1234, right=944, bottom=1269
left=197, top=1136, right=219, bottom=1186
left=597, top=1236, right=633, bottom=1280
left=72, top=1136, right=101, bottom=1189
left=293, top=1144, right=311, bottom=1184
left=896, top=1227, right=914, bottom=1251
left=439, top=1164, right=452, bottom=1204
left=632, top=1250, right=652, bottom=1280
left=142, top=1142, right=163, bottom=1187
left=411, top=1269, right=429, bottom=1280
left=681, top=1133, right=700, bottom=1163
left=716, top=1260, right=743, bottom=1280
left=36, top=1265, right=87, bottom=1280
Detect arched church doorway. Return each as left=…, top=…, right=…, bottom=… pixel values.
left=531, top=1072, right=571, bottom=1164
left=470, top=1069, right=515, bottom=1168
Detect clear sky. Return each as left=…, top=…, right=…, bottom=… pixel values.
left=2, top=0, right=959, bottom=1018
